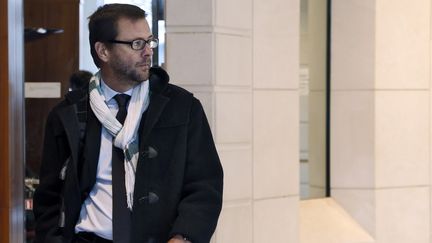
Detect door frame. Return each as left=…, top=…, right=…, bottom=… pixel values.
left=2, top=0, right=25, bottom=241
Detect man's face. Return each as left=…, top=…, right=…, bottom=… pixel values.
left=107, top=17, right=153, bottom=83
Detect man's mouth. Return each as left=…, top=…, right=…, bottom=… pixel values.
left=137, top=62, right=151, bottom=68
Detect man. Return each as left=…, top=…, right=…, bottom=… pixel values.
left=33, top=4, right=223, bottom=243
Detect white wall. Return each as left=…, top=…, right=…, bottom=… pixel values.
left=331, top=0, right=431, bottom=242
left=165, top=0, right=300, bottom=242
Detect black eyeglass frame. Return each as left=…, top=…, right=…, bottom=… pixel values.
left=109, top=38, right=159, bottom=50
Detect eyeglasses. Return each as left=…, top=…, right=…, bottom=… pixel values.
left=109, top=38, right=159, bottom=50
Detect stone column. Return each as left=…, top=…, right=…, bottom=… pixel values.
left=252, top=0, right=300, bottom=242
left=331, top=0, right=430, bottom=242
left=165, top=0, right=300, bottom=242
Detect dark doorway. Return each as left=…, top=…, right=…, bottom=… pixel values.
left=24, top=0, right=79, bottom=241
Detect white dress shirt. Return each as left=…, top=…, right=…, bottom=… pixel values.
left=75, top=80, right=135, bottom=240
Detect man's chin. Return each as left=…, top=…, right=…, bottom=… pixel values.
left=138, top=69, right=150, bottom=80
left=129, top=72, right=149, bottom=83
left=140, top=73, right=150, bottom=82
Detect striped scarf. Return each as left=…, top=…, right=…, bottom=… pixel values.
left=89, top=71, right=150, bottom=210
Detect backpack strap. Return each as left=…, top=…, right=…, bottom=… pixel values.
left=69, top=93, right=89, bottom=180
left=74, top=93, right=88, bottom=147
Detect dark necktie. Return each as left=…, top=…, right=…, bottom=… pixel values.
left=112, top=94, right=131, bottom=243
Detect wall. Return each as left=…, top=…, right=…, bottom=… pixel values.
left=253, top=0, right=299, bottom=241
left=165, top=0, right=300, bottom=242
left=331, top=0, right=431, bottom=242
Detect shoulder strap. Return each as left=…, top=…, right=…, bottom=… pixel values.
left=74, top=93, right=88, bottom=146
left=65, top=87, right=89, bottom=143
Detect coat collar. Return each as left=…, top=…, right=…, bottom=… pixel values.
left=139, top=66, right=170, bottom=148
left=64, top=66, right=170, bottom=104
left=60, top=66, right=171, bottom=146
left=56, top=66, right=171, bottom=188
left=148, top=66, right=169, bottom=94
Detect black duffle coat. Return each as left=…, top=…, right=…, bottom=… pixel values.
left=33, top=67, right=223, bottom=243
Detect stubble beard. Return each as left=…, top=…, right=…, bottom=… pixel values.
left=111, top=58, right=150, bottom=85
left=127, top=68, right=149, bottom=83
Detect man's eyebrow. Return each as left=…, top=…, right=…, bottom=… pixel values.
left=146, top=35, right=154, bottom=40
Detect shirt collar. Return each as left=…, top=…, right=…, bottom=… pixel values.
left=100, top=79, right=134, bottom=102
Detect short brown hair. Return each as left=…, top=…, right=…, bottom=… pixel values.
left=88, top=4, right=147, bottom=68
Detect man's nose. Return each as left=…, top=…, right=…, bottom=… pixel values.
left=142, top=44, right=153, bottom=56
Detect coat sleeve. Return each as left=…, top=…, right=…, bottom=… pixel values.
left=169, top=98, right=224, bottom=243
left=33, top=110, right=69, bottom=243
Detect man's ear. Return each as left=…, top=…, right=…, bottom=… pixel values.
left=95, top=42, right=110, bottom=63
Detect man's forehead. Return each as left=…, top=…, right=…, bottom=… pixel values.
left=116, top=17, right=149, bottom=28
left=116, top=17, right=151, bottom=38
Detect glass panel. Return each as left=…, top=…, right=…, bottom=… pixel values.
left=157, top=19, right=165, bottom=66
left=299, top=0, right=328, bottom=200
left=79, top=0, right=164, bottom=72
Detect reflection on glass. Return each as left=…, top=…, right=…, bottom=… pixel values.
left=300, top=0, right=328, bottom=200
